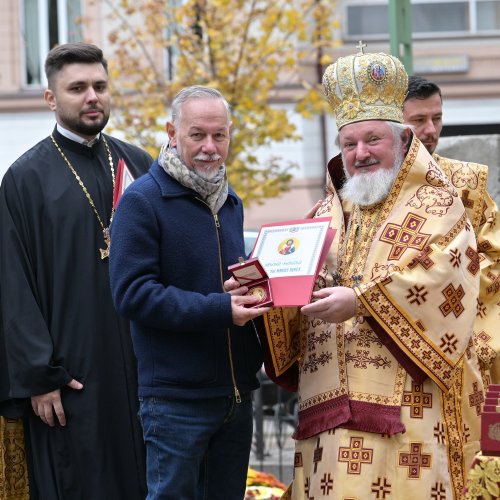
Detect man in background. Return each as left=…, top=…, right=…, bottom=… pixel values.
left=404, top=75, right=500, bottom=384
left=0, top=42, right=151, bottom=499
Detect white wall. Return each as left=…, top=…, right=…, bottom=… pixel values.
left=0, top=111, right=135, bottom=179
left=0, top=111, right=54, bottom=178
left=443, top=98, right=500, bottom=125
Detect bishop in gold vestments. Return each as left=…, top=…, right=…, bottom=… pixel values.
left=260, top=49, right=484, bottom=500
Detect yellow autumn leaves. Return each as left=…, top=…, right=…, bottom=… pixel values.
left=103, top=0, right=341, bottom=205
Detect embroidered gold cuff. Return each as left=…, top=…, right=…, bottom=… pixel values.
left=353, top=289, right=370, bottom=326
left=355, top=295, right=369, bottom=317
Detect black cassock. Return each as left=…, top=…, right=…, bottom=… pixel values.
left=0, top=128, right=152, bottom=499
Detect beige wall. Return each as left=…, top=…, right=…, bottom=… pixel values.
left=2, top=2, right=500, bottom=107
left=0, top=1, right=22, bottom=93
left=326, top=39, right=500, bottom=102
left=245, top=177, right=326, bottom=230
left=0, top=0, right=106, bottom=173
left=1, top=1, right=499, bottom=214
left=0, top=0, right=107, bottom=112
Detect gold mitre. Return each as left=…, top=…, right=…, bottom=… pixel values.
left=322, top=44, right=408, bottom=129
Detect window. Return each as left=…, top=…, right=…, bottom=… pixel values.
left=412, top=2, right=469, bottom=33
left=347, top=5, right=389, bottom=36
left=22, top=0, right=82, bottom=86
left=343, top=0, right=500, bottom=39
left=477, top=1, right=500, bottom=31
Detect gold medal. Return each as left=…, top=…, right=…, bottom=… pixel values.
left=249, top=286, right=267, bottom=302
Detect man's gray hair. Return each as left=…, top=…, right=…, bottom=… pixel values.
left=171, top=86, right=231, bottom=126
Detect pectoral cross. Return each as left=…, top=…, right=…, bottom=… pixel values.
left=332, top=271, right=343, bottom=287
left=352, top=274, right=363, bottom=286
left=100, top=227, right=111, bottom=259
left=332, top=272, right=363, bottom=287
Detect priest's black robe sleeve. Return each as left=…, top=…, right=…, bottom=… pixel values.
left=0, top=169, right=72, bottom=405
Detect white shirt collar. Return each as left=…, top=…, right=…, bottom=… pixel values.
left=56, top=124, right=100, bottom=147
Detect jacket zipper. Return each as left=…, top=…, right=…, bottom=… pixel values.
left=200, top=201, right=241, bottom=403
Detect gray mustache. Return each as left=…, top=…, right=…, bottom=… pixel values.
left=354, top=159, right=378, bottom=168
left=194, top=153, right=222, bottom=162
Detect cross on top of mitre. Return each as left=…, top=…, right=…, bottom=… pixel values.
left=356, top=40, right=367, bottom=54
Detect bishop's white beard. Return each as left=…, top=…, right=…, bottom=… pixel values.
left=340, top=144, right=404, bottom=207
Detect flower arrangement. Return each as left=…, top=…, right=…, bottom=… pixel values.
left=464, top=454, right=500, bottom=499
left=245, top=467, right=287, bottom=500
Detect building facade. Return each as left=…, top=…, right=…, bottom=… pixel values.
left=1, top=0, right=499, bottom=227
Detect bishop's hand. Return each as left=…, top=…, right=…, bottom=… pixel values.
left=304, top=199, right=323, bottom=219
left=301, top=286, right=356, bottom=324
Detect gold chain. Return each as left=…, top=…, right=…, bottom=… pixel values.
left=50, top=134, right=115, bottom=259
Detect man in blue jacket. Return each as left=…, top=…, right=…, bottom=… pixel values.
left=109, top=86, right=269, bottom=500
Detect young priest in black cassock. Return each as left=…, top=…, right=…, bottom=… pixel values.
left=0, top=43, right=152, bottom=499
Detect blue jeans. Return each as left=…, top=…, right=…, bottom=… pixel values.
left=139, top=393, right=253, bottom=500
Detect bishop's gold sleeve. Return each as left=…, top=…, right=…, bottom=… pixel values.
left=356, top=218, right=480, bottom=393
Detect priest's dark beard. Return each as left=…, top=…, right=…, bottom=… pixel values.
left=73, top=115, right=110, bottom=137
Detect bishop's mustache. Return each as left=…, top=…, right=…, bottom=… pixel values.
left=354, top=158, right=378, bottom=169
